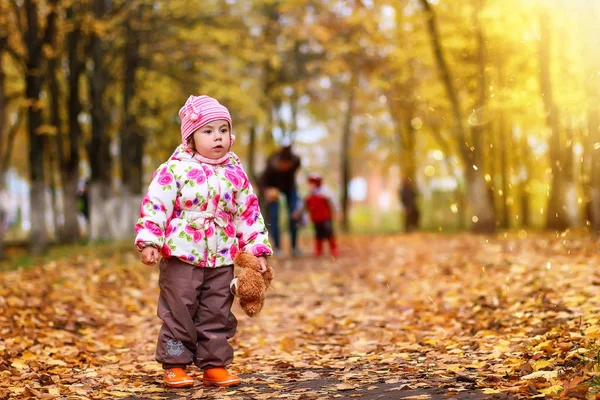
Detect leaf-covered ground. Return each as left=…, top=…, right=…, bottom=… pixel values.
left=2, top=232, right=600, bottom=399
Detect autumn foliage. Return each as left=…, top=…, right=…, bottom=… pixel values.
left=1, top=233, right=600, bottom=398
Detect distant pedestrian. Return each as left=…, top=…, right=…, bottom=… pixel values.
left=400, top=178, right=420, bottom=232
left=77, top=179, right=90, bottom=222
left=260, top=137, right=302, bottom=256
left=294, top=173, right=338, bottom=257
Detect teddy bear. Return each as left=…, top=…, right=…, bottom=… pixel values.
left=230, top=251, right=274, bottom=317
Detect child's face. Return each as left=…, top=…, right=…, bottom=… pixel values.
left=190, top=119, right=231, bottom=159
left=308, top=182, right=318, bottom=191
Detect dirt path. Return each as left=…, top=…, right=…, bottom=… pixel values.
left=2, top=233, right=598, bottom=399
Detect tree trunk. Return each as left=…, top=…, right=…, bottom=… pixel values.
left=47, top=44, right=64, bottom=240
left=119, top=9, right=144, bottom=240
left=340, top=68, right=357, bottom=233
left=579, top=2, right=600, bottom=232
left=519, top=131, right=531, bottom=228
left=498, top=115, right=510, bottom=229
left=419, top=0, right=495, bottom=232
left=248, top=125, right=257, bottom=182
left=587, top=55, right=600, bottom=231
left=496, top=62, right=511, bottom=229
left=88, top=0, right=114, bottom=241
left=563, top=120, right=580, bottom=226
left=0, top=34, right=8, bottom=259
left=24, top=0, right=52, bottom=255
left=47, top=145, right=60, bottom=239
left=539, top=10, right=568, bottom=230
left=589, top=107, right=600, bottom=233
left=62, top=6, right=83, bottom=243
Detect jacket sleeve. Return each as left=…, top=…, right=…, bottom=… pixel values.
left=234, top=169, right=273, bottom=257
left=134, top=162, right=177, bottom=251
left=323, top=187, right=339, bottom=214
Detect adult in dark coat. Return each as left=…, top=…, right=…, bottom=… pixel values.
left=260, top=140, right=302, bottom=256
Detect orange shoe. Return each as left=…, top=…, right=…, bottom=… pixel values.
left=202, top=367, right=240, bottom=387
left=164, top=368, right=194, bottom=388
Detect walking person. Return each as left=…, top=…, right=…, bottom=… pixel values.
left=260, top=138, right=302, bottom=256
left=400, top=178, right=420, bottom=232
left=294, top=173, right=339, bottom=257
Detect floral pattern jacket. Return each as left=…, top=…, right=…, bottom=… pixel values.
left=135, top=145, right=273, bottom=268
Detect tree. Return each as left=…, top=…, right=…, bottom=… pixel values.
left=419, top=0, right=496, bottom=232
left=88, top=0, right=115, bottom=241
left=581, top=2, right=600, bottom=232
left=20, top=0, right=59, bottom=255
left=539, top=8, right=569, bottom=230
left=0, top=0, right=24, bottom=258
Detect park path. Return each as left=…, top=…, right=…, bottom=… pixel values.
left=2, top=232, right=599, bottom=399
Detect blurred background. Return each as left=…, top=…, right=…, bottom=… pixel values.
left=0, top=0, right=599, bottom=258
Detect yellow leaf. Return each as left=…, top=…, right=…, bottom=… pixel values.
left=538, top=385, right=563, bottom=395
left=482, top=388, right=501, bottom=394
left=466, top=361, right=487, bottom=369
left=280, top=337, right=296, bottom=353
left=11, top=359, right=28, bottom=370
left=533, top=359, right=554, bottom=370
left=21, top=351, right=36, bottom=361
left=422, top=338, right=439, bottom=346
left=522, top=371, right=558, bottom=380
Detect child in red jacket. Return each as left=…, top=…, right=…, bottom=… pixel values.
left=294, top=173, right=338, bottom=257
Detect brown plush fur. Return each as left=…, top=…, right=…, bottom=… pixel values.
left=233, top=251, right=274, bottom=317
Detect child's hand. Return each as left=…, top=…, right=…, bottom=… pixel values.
left=257, top=256, right=268, bottom=273
left=265, top=187, right=279, bottom=202
left=141, top=246, right=159, bottom=266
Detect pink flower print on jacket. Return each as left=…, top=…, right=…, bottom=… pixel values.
left=145, top=220, right=163, bottom=237
left=211, top=194, right=220, bottom=209
left=205, top=225, right=215, bottom=238
left=229, top=244, right=238, bottom=260
left=224, top=168, right=243, bottom=189
left=239, top=195, right=260, bottom=226
left=187, top=168, right=201, bottom=180
left=202, top=164, right=214, bottom=178
left=187, top=168, right=206, bottom=185
left=224, top=222, right=236, bottom=238
left=158, top=168, right=173, bottom=186
left=253, top=243, right=271, bottom=256
left=185, top=224, right=204, bottom=242
left=134, top=144, right=273, bottom=266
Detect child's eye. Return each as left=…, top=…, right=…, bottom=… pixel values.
left=220, top=128, right=229, bottom=134
left=203, top=130, right=212, bottom=134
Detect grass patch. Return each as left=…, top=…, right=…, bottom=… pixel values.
left=1, top=240, right=136, bottom=272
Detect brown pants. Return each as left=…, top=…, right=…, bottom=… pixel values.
left=156, top=257, right=237, bottom=369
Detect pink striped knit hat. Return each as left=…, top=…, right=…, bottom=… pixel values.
left=179, top=95, right=234, bottom=147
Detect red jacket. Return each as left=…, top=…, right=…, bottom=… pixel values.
left=305, top=191, right=333, bottom=223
